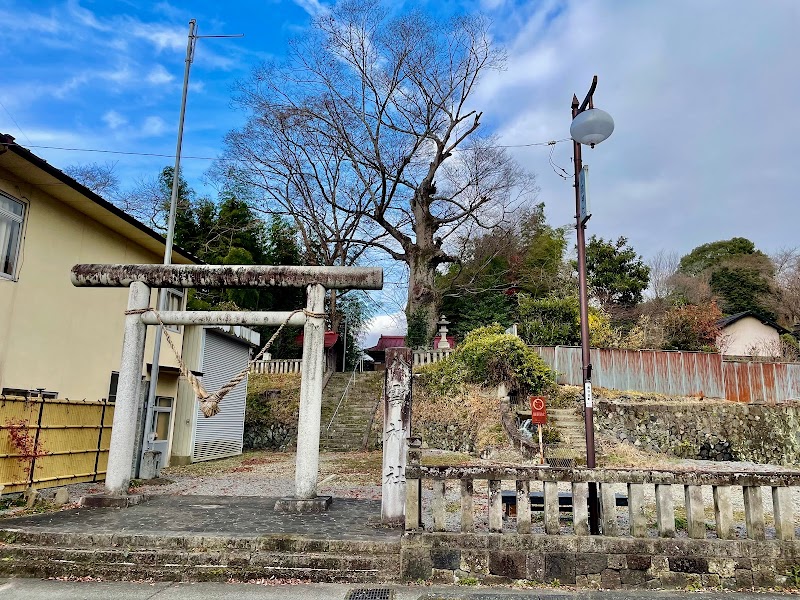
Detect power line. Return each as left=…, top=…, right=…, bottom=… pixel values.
left=0, top=101, right=33, bottom=146
left=3, top=138, right=573, bottom=162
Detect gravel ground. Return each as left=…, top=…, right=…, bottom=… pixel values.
left=4, top=449, right=800, bottom=540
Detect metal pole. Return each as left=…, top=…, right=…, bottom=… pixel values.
left=295, top=284, right=327, bottom=499
left=573, top=89, right=600, bottom=535
left=142, top=20, right=196, bottom=468
left=106, top=282, right=150, bottom=494
left=342, top=316, right=347, bottom=372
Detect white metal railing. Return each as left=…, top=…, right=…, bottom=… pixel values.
left=413, top=349, right=453, bottom=367
left=250, top=359, right=302, bottom=375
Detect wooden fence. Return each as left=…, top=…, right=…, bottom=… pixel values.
left=531, top=346, right=800, bottom=403
left=0, top=396, right=113, bottom=494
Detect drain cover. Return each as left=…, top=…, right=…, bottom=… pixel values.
left=188, top=504, right=225, bottom=509
left=344, top=589, right=393, bottom=600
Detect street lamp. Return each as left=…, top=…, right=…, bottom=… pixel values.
left=571, top=75, right=614, bottom=534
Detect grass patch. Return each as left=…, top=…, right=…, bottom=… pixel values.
left=421, top=451, right=473, bottom=467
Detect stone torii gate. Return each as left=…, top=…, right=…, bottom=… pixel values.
left=71, top=264, right=382, bottom=510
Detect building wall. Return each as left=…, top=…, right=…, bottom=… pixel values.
left=720, top=316, right=780, bottom=357
left=0, top=167, right=183, bottom=401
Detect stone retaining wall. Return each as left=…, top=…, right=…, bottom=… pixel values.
left=243, top=423, right=297, bottom=451
left=402, top=533, right=800, bottom=589
left=596, top=400, right=800, bottom=465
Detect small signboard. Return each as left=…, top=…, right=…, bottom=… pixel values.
left=529, top=395, right=547, bottom=424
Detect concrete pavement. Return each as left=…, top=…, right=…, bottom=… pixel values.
left=0, top=579, right=796, bottom=599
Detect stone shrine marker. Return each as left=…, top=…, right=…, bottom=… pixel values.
left=381, top=347, right=412, bottom=523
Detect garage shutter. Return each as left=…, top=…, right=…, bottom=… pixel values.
left=193, top=330, right=249, bottom=462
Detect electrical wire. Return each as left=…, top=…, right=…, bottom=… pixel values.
left=2, top=138, right=573, bottom=162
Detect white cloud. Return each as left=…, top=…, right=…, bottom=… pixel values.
left=292, top=0, right=329, bottom=17
left=129, top=22, right=185, bottom=53
left=102, top=110, right=127, bottom=129
left=361, top=312, right=406, bottom=349
left=146, top=64, right=174, bottom=85
left=474, top=0, right=800, bottom=257
left=142, top=116, right=167, bottom=137
left=66, top=0, right=110, bottom=32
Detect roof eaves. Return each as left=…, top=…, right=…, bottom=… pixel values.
left=1, top=135, right=203, bottom=265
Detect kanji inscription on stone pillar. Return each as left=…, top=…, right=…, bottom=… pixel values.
left=381, top=347, right=412, bottom=524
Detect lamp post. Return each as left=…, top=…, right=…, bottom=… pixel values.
left=570, top=75, right=614, bottom=534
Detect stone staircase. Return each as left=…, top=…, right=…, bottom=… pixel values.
left=548, top=408, right=587, bottom=466
left=0, top=529, right=400, bottom=583
left=320, top=372, right=382, bottom=452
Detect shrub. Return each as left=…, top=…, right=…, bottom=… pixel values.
left=245, top=373, right=301, bottom=428
left=418, top=324, right=555, bottom=396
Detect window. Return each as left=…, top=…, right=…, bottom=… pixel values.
left=107, top=372, right=119, bottom=403
left=2, top=388, right=58, bottom=399
left=0, top=192, right=25, bottom=280
left=164, top=288, right=184, bottom=332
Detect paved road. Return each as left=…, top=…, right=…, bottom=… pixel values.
left=0, top=579, right=795, bottom=599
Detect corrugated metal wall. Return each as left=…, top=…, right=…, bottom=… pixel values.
left=531, top=346, right=800, bottom=403
left=192, top=330, right=249, bottom=462
left=0, top=397, right=113, bottom=493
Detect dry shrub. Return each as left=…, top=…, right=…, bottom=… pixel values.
left=412, top=383, right=506, bottom=454
left=246, top=373, right=301, bottom=427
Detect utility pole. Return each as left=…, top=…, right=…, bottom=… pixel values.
left=141, top=21, right=242, bottom=472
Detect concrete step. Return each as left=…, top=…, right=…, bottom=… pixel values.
left=0, top=532, right=401, bottom=583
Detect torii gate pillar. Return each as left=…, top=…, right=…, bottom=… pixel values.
left=294, top=283, right=326, bottom=500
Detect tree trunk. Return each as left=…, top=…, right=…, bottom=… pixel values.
left=406, top=250, right=439, bottom=347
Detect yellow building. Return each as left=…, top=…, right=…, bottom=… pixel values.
left=0, top=134, right=197, bottom=411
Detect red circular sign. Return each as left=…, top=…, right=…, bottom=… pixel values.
left=531, top=398, right=545, bottom=411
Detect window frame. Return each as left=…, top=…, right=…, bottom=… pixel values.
left=164, top=288, right=185, bottom=333
left=0, top=191, right=26, bottom=281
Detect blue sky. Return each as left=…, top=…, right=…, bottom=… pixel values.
left=3, top=0, right=799, bottom=340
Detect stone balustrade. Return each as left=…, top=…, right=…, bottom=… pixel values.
left=402, top=443, right=800, bottom=587
left=250, top=359, right=303, bottom=375
left=412, top=350, right=453, bottom=367
left=405, top=444, right=799, bottom=541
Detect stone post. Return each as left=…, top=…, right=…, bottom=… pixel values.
left=744, top=486, right=766, bottom=540
left=600, top=482, right=619, bottom=537
left=628, top=483, right=647, bottom=537
left=713, top=485, right=734, bottom=540
left=461, top=479, right=475, bottom=532
left=544, top=481, right=560, bottom=534
left=489, top=480, right=503, bottom=533
left=381, top=347, right=413, bottom=524
left=516, top=480, right=531, bottom=534
left=294, top=283, right=327, bottom=501
left=405, top=437, right=422, bottom=531
left=655, top=484, right=675, bottom=537
left=105, top=282, right=150, bottom=495
left=572, top=482, right=590, bottom=536
left=772, top=486, right=795, bottom=541
left=684, top=485, right=705, bottom=539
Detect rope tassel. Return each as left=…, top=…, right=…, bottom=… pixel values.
left=124, top=307, right=324, bottom=418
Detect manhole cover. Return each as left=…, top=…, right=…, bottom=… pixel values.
left=189, top=504, right=225, bottom=509
left=344, top=589, right=393, bottom=600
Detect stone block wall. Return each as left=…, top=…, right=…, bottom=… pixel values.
left=401, top=533, right=800, bottom=589
left=596, top=400, right=800, bottom=465
left=243, top=423, right=296, bottom=451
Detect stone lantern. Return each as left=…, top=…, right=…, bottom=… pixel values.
left=436, top=315, right=451, bottom=350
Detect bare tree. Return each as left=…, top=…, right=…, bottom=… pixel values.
left=224, top=1, right=535, bottom=337
left=647, top=249, right=681, bottom=300
left=772, top=247, right=800, bottom=327
left=63, top=161, right=120, bottom=199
